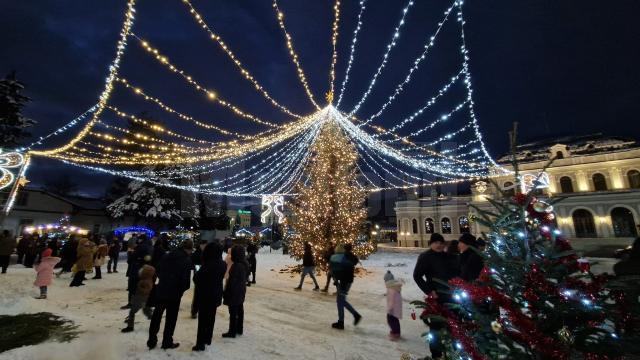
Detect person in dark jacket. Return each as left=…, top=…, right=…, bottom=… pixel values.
left=329, top=243, right=362, bottom=330
left=0, top=230, right=16, bottom=274
left=107, top=237, right=121, bottom=273
left=147, top=239, right=194, bottom=350
left=22, top=234, right=38, bottom=268
left=246, top=242, right=258, bottom=285
left=321, top=244, right=335, bottom=292
left=457, top=233, right=484, bottom=281
left=294, top=242, right=320, bottom=291
left=192, top=242, right=227, bottom=351
left=413, top=233, right=457, bottom=359
left=222, top=245, right=248, bottom=338
left=57, top=236, right=78, bottom=276
left=190, top=239, right=208, bottom=319
left=123, top=235, right=153, bottom=309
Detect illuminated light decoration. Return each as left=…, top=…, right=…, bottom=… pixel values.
left=130, top=35, right=281, bottom=128
left=0, top=150, right=25, bottom=190
left=474, top=181, right=488, bottom=194
left=20, top=105, right=98, bottom=151
left=24, top=223, right=89, bottom=235
left=29, top=0, right=138, bottom=156
left=335, top=0, right=367, bottom=108
left=520, top=172, right=550, bottom=194
left=179, top=0, right=303, bottom=119
left=360, top=2, right=457, bottom=126
left=347, top=0, right=415, bottom=116
left=2, top=152, right=29, bottom=215
left=114, top=226, right=155, bottom=239
left=261, top=195, right=286, bottom=224
left=111, top=81, right=275, bottom=139
left=272, top=0, right=321, bottom=110
left=327, top=0, right=341, bottom=101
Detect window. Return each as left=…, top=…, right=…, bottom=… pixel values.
left=592, top=173, right=607, bottom=191
left=412, top=219, right=418, bottom=234
left=441, top=217, right=452, bottom=234
left=560, top=176, right=574, bottom=193
left=425, top=218, right=434, bottom=234
left=459, top=216, right=470, bottom=233
left=572, top=209, right=596, bottom=238
left=555, top=151, right=564, bottom=159
left=611, top=207, right=637, bottom=237
left=503, top=181, right=515, bottom=197
left=628, top=170, right=640, bottom=189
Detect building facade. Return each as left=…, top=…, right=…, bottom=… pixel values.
left=395, top=135, right=640, bottom=251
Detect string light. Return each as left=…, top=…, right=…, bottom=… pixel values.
left=347, top=0, right=415, bottom=116
left=272, top=0, right=321, bottom=110
left=328, top=0, right=341, bottom=102
left=179, top=0, right=303, bottom=119
left=336, top=0, right=367, bottom=108
left=20, top=105, right=98, bottom=151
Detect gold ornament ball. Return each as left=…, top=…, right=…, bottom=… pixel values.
left=491, top=321, right=503, bottom=334
left=557, top=326, right=574, bottom=345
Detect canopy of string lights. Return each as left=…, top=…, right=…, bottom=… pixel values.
left=22, top=0, right=507, bottom=197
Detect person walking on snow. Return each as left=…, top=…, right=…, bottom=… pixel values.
left=93, top=239, right=108, bottom=279
left=34, top=248, right=61, bottom=299
left=107, top=237, right=121, bottom=273
left=0, top=230, right=16, bottom=274
left=246, top=241, right=258, bottom=285
left=330, top=243, right=362, bottom=330
left=294, top=242, right=320, bottom=291
left=147, top=239, right=193, bottom=350
left=384, top=270, right=403, bottom=340
left=321, top=244, right=335, bottom=292
left=70, top=237, right=96, bottom=287
left=192, top=242, right=226, bottom=351
left=222, top=245, right=248, bottom=338
left=121, top=263, right=156, bottom=333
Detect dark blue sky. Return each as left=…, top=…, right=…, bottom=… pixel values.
left=2, top=0, right=640, bottom=196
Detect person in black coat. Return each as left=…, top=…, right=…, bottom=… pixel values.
left=222, top=245, right=248, bottom=338
left=413, top=233, right=457, bottom=359
left=329, top=243, right=362, bottom=329
left=147, top=239, right=194, bottom=350
left=123, top=235, right=153, bottom=309
left=192, top=242, right=227, bottom=351
left=321, top=244, right=335, bottom=292
left=294, top=242, right=320, bottom=291
left=246, top=242, right=258, bottom=285
left=457, top=233, right=484, bottom=282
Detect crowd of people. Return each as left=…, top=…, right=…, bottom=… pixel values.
left=1, top=227, right=638, bottom=357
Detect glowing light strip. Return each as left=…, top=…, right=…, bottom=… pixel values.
left=348, top=0, right=415, bottom=116
left=3, top=155, right=30, bottom=215
left=272, top=0, right=321, bottom=110
left=360, top=2, right=456, bottom=126
left=131, top=34, right=280, bottom=128
left=385, top=100, right=469, bottom=143
left=336, top=0, right=367, bottom=108
left=180, top=0, right=303, bottom=119
left=328, top=0, right=341, bottom=101
left=30, top=0, right=137, bottom=156
left=21, top=105, right=98, bottom=151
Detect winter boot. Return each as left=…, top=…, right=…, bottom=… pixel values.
left=354, top=313, right=362, bottom=326
left=121, top=326, right=134, bottom=333
left=221, top=332, right=236, bottom=338
left=147, top=337, right=157, bottom=350
left=331, top=321, right=344, bottom=330
left=192, top=344, right=205, bottom=352
left=161, top=342, right=180, bottom=350
left=34, top=294, right=47, bottom=300
left=313, top=286, right=320, bottom=291
left=293, top=286, right=302, bottom=291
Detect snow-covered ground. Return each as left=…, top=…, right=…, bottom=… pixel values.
left=0, top=250, right=433, bottom=360
left=0, top=250, right=617, bottom=360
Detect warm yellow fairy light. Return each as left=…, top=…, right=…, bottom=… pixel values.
left=131, top=34, right=280, bottom=128
left=272, top=0, right=321, bottom=110
left=328, top=0, right=341, bottom=102
left=179, top=0, right=303, bottom=119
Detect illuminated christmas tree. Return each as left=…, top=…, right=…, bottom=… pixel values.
left=289, top=121, right=372, bottom=268
left=412, top=126, right=639, bottom=359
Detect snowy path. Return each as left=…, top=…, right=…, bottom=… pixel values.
left=0, top=250, right=430, bottom=360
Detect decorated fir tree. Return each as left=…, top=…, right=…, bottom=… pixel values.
left=0, top=71, right=35, bottom=148
left=289, top=121, right=373, bottom=268
left=412, top=126, right=639, bottom=359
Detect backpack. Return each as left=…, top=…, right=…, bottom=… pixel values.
left=329, top=253, right=353, bottom=280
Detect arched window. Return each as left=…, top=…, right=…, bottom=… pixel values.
left=572, top=209, right=596, bottom=238
left=459, top=216, right=470, bottom=233
left=425, top=218, right=434, bottom=234
left=592, top=173, right=608, bottom=191
left=503, top=181, right=515, bottom=197
left=628, top=170, right=640, bottom=189
left=560, top=176, right=574, bottom=193
left=611, top=207, right=638, bottom=237
left=412, top=219, right=418, bottom=234
left=441, top=217, right=452, bottom=234
left=555, top=151, right=564, bottom=159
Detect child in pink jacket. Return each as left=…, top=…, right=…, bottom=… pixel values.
left=34, top=248, right=61, bottom=299
left=384, top=270, right=403, bottom=340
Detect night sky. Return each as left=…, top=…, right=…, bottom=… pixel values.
left=2, top=0, right=640, bottom=197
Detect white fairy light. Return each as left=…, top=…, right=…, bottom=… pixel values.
left=336, top=0, right=367, bottom=108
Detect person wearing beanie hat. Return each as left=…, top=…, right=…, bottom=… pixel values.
left=413, top=232, right=456, bottom=359
left=329, top=243, right=362, bottom=330
left=458, top=233, right=484, bottom=282
left=34, top=247, right=61, bottom=299
left=384, top=271, right=403, bottom=340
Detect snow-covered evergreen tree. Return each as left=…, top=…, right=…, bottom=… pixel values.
left=0, top=71, right=36, bottom=148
